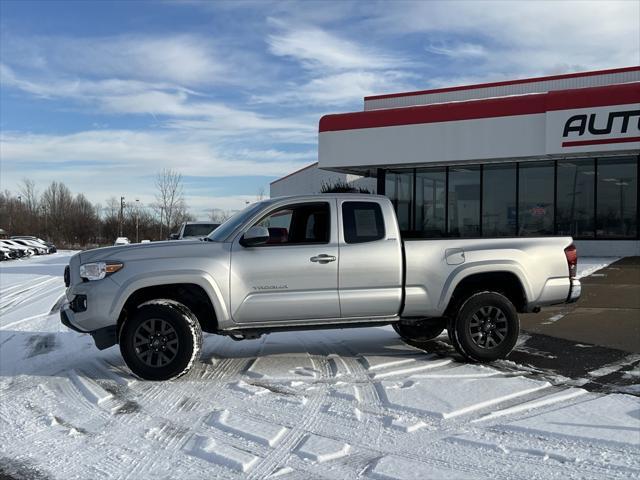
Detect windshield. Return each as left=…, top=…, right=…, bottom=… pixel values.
left=182, top=224, right=219, bottom=237
left=207, top=201, right=270, bottom=242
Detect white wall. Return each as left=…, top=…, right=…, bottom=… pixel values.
left=574, top=240, right=640, bottom=257
left=270, top=163, right=376, bottom=198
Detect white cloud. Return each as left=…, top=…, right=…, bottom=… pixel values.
left=369, top=0, right=639, bottom=75
left=0, top=129, right=314, bottom=177
left=253, top=70, right=416, bottom=106
left=0, top=129, right=315, bottom=215
left=426, top=42, right=487, bottom=59
left=1, top=64, right=316, bottom=140
left=267, top=22, right=405, bottom=71
left=3, top=34, right=226, bottom=87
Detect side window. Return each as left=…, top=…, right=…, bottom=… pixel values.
left=254, top=203, right=330, bottom=245
left=342, top=201, right=385, bottom=244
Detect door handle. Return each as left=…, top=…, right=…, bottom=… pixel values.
left=310, top=254, right=336, bottom=264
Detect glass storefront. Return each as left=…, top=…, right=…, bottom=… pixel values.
left=597, top=157, right=638, bottom=238
left=380, top=155, right=639, bottom=239
left=556, top=159, right=595, bottom=238
left=448, top=166, right=480, bottom=237
left=415, top=168, right=446, bottom=236
left=482, top=164, right=516, bottom=236
left=518, top=161, right=554, bottom=236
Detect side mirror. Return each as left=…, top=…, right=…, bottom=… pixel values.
left=168, top=233, right=179, bottom=240
left=240, top=226, right=269, bottom=247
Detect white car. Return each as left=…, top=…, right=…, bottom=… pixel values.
left=11, top=238, right=48, bottom=255
left=0, top=240, right=35, bottom=257
left=114, top=237, right=131, bottom=246
left=0, top=246, right=14, bottom=260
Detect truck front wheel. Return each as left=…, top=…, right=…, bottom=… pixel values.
left=119, top=300, right=203, bottom=381
left=448, top=292, right=519, bottom=363
left=393, top=319, right=445, bottom=343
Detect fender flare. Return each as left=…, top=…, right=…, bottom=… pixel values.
left=437, top=260, right=533, bottom=313
left=109, top=270, right=229, bottom=327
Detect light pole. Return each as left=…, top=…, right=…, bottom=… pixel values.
left=135, top=199, right=140, bottom=243
left=119, top=196, right=125, bottom=237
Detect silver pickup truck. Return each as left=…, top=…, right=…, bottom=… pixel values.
left=61, top=194, right=580, bottom=380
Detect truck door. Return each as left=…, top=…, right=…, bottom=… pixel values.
left=230, top=200, right=340, bottom=324
left=338, top=200, right=403, bottom=317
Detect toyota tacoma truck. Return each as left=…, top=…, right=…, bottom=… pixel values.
left=61, top=194, right=581, bottom=380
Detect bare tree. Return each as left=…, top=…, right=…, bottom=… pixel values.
left=155, top=169, right=186, bottom=234
left=256, top=187, right=265, bottom=201
left=209, top=208, right=232, bottom=223
left=41, top=181, right=74, bottom=244
left=19, top=178, right=39, bottom=215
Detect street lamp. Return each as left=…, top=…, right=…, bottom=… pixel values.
left=135, top=199, right=140, bottom=243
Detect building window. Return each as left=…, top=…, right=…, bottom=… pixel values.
left=596, top=156, right=638, bottom=239
left=482, top=163, right=517, bottom=236
left=556, top=159, right=595, bottom=238
left=518, top=161, right=554, bottom=236
left=415, top=168, right=446, bottom=237
left=448, top=166, right=480, bottom=237
left=385, top=170, right=413, bottom=232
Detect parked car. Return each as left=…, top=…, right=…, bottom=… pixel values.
left=169, top=222, right=220, bottom=240
left=0, top=239, right=35, bottom=257
left=61, top=194, right=580, bottom=380
left=0, top=246, right=16, bottom=260
left=11, top=236, right=57, bottom=253
left=10, top=238, right=48, bottom=255
left=114, top=237, right=130, bottom=246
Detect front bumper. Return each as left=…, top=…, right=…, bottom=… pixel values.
left=567, top=278, right=581, bottom=303
left=60, top=305, right=117, bottom=350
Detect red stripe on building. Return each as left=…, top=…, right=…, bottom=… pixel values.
left=320, top=83, right=640, bottom=133
left=364, top=66, right=640, bottom=101
left=562, top=136, right=640, bottom=147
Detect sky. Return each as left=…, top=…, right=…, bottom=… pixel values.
left=1, top=0, right=639, bottom=218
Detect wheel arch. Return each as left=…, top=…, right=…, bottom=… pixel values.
left=115, top=276, right=224, bottom=337
left=443, top=269, right=529, bottom=316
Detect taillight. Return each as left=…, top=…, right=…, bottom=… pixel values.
left=565, top=244, right=577, bottom=278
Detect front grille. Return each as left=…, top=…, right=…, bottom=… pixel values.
left=64, top=266, right=70, bottom=287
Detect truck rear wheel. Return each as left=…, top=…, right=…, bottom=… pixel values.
left=119, top=300, right=202, bottom=381
left=448, top=292, right=519, bottom=363
left=393, top=319, right=445, bottom=343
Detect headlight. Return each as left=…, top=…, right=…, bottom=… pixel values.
left=79, top=262, right=123, bottom=281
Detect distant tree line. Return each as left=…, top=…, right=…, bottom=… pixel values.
left=0, top=170, right=196, bottom=248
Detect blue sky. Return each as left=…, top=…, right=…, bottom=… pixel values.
left=1, top=0, right=638, bottom=217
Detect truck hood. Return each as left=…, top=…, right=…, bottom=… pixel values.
left=78, top=239, right=226, bottom=264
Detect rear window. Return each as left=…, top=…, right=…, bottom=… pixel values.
left=183, top=224, right=219, bottom=237
left=342, top=202, right=385, bottom=244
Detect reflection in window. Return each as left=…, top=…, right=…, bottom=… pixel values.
left=518, top=161, right=554, bottom=236
left=556, top=159, right=595, bottom=238
left=597, top=157, right=637, bottom=238
left=415, top=168, right=446, bottom=237
left=482, top=164, right=516, bottom=236
left=448, top=166, right=480, bottom=237
left=385, top=170, right=413, bottom=232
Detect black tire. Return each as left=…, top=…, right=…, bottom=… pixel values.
left=448, top=291, right=519, bottom=363
left=119, top=300, right=202, bottom=381
left=393, top=319, right=445, bottom=343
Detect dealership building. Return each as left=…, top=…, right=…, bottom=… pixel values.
left=271, top=66, right=639, bottom=256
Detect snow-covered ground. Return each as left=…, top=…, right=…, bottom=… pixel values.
left=575, top=257, right=620, bottom=279
left=1, top=253, right=637, bottom=479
